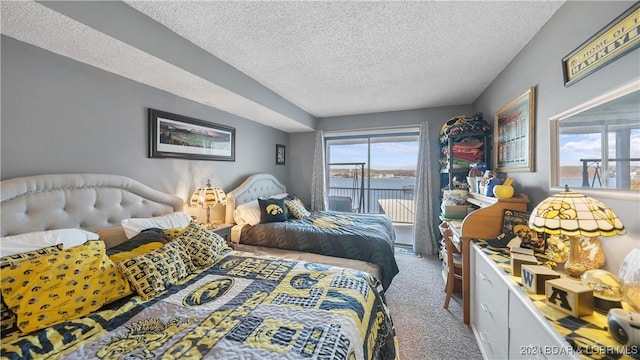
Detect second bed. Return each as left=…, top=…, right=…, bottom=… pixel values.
left=225, top=174, right=399, bottom=290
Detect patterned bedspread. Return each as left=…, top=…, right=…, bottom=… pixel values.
left=1, top=251, right=398, bottom=360
left=239, top=211, right=399, bottom=289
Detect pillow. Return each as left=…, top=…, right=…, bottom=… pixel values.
left=163, top=227, right=186, bottom=240
left=0, top=245, right=64, bottom=338
left=0, top=229, right=99, bottom=257
left=258, top=198, right=288, bottom=223
left=116, top=240, right=192, bottom=300
left=285, top=198, right=311, bottom=219
left=233, top=200, right=261, bottom=225
left=0, top=241, right=131, bottom=334
left=283, top=194, right=300, bottom=219
left=139, top=241, right=192, bottom=286
left=121, top=212, right=192, bottom=239
left=96, top=226, right=129, bottom=249
left=107, top=228, right=170, bottom=263
left=116, top=256, right=165, bottom=300
left=175, top=222, right=231, bottom=269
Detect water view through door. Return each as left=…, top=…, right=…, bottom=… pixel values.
left=325, top=131, right=419, bottom=247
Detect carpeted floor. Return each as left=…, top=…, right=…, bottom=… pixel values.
left=385, top=252, right=483, bottom=360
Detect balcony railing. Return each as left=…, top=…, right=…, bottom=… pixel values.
left=328, top=186, right=415, bottom=224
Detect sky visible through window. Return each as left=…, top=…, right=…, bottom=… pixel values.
left=329, top=141, right=419, bottom=170
left=559, top=129, right=640, bottom=166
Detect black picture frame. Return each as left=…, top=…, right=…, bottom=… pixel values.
left=276, top=144, right=286, bottom=165
left=148, top=108, right=235, bottom=161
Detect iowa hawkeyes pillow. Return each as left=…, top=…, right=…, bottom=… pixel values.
left=258, top=198, right=288, bottom=223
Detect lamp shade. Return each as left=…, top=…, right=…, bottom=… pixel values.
left=190, top=187, right=203, bottom=207
left=190, top=180, right=227, bottom=208
left=528, top=186, right=625, bottom=237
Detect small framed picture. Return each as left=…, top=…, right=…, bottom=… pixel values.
left=276, top=144, right=286, bottom=165
left=502, top=209, right=547, bottom=253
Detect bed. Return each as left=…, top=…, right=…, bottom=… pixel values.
left=224, top=174, right=399, bottom=290
left=0, top=173, right=398, bottom=359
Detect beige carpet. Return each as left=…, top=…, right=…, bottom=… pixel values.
left=385, top=252, right=483, bottom=360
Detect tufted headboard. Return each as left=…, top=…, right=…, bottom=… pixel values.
left=0, top=173, right=183, bottom=236
left=225, top=174, right=286, bottom=224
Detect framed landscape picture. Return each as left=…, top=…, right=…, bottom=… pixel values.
left=148, top=108, right=235, bottom=161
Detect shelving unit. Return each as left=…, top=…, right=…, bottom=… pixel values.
left=440, top=131, right=490, bottom=190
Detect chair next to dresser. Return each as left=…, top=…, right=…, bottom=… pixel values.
left=442, top=192, right=529, bottom=324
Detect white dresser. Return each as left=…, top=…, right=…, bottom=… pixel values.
left=471, top=242, right=580, bottom=360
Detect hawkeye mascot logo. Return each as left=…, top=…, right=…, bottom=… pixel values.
left=266, top=204, right=284, bottom=215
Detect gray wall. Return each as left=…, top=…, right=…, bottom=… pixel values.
left=1, top=36, right=289, bottom=222
left=473, top=1, right=639, bottom=272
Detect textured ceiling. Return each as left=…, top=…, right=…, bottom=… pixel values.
left=2, top=1, right=565, bottom=132
left=125, top=1, right=564, bottom=118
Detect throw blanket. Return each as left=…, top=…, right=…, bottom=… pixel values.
left=1, top=251, right=398, bottom=360
left=239, top=211, right=399, bottom=289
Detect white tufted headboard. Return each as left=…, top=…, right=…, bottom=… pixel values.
left=0, top=173, right=183, bottom=236
left=225, top=174, right=286, bottom=224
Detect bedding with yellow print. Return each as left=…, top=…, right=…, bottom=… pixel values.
left=0, top=244, right=65, bottom=338
left=0, top=241, right=131, bottom=334
left=176, top=222, right=231, bottom=260
left=0, top=252, right=398, bottom=360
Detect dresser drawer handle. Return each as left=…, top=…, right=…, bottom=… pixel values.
left=479, top=273, right=491, bottom=282
left=480, top=303, right=491, bottom=313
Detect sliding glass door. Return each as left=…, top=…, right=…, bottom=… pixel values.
left=325, top=130, right=419, bottom=245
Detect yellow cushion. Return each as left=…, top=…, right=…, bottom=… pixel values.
left=116, top=240, right=192, bottom=300
left=116, top=255, right=165, bottom=300
left=285, top=198, right=311, bottom=219
left=0, top=241, right=131, bottom=334
left=176, top=222, right=231, bottom=269
left=145, top=241, right=192, bottom=284
left=0, top=244, right=64, bottom=338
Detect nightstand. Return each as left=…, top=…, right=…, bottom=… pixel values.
left=208, top=223, right=233, bottom=244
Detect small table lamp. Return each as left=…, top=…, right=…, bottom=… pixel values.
left=190, top=180, right=227, bottom=226
left=529, top=185, right=625, bottom=278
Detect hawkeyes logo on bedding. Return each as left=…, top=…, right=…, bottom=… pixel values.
left=266, top=204, right=284, bottom=215
left=183, top=278, right=234, bottom=307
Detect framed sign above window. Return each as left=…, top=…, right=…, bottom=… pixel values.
left=148, top=108, right=235, bottom=161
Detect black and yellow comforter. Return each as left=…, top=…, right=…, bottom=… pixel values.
left=1, top=251, right=398, bottom=360
left=239, top=211, right=399, bottom=289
